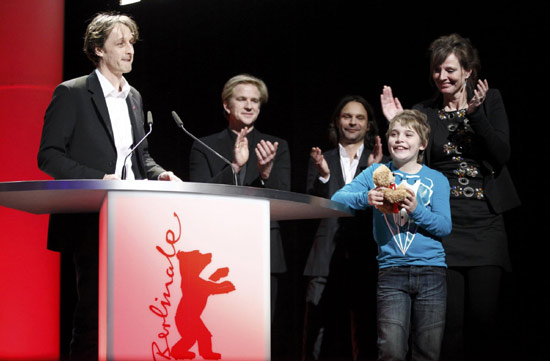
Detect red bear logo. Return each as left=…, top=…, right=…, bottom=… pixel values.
left=171, top=250, right=236, bottom=360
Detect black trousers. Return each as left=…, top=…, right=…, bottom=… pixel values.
left=441, top=266, right=503, bottom=361
left=68, top=243, right=99, bottom=361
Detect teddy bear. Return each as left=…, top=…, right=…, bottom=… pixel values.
left=171, top=250, right=235, bottom=360
left=372, top=164, right=410, bottom=214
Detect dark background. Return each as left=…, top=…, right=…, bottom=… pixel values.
left=60, top=1, right=544, bottom=360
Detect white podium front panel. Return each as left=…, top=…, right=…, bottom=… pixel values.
left=99, top=191, right=270, bottom=361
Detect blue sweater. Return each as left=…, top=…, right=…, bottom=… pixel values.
left=332, top=162, right=452, bottom=269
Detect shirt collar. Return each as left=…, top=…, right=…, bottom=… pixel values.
left=95, top=69, right=131, bottom=99
left=338, top=142, right=364, bottom=160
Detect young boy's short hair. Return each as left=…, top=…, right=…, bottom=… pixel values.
left=386, top=109, right=431, bottom=163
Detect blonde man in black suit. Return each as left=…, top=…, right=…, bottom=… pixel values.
left=189, top=74, right=291, bottom=324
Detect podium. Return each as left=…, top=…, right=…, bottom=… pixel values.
left=0, top=180, right=352, bottom=361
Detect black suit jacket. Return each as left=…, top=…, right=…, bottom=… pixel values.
left=37, top=71, right=166, bottom=251
left=303, top=146, right=378, bottom=277
left=189, top=127, right=291, bottom=273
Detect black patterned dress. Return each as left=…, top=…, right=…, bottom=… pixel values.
left=427, top=108, right=511, bottom=270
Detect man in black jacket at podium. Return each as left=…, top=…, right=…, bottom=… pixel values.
left=37, top=12, right=180, bottom=361
left=188, top=74, right=291, bottom=321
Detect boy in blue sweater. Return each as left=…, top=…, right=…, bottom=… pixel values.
left=332, top=109, right=451, bottom=361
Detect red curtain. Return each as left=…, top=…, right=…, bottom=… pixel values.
left=0, top=0, right=64, bottom=359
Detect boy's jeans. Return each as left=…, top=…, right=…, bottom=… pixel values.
left=377, top=266, right=446, bottom=361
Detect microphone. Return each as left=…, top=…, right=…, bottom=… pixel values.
left=171, top=111, right=239, bottom=186
left=121, top=111, right=153, bottom=180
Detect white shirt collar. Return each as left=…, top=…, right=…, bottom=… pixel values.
left=338, top=142, right=364, bottom=160
left=95, top=69, right=131, bottom=99
left=338, top=142, right=364, bottom=184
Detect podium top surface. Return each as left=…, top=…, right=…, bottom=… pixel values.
left=0, top=180, right=353, bottom=221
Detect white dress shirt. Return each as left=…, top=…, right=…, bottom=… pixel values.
left=318, top=143, right=364, bottom=185
left=339, top=143, right=364, bottom=184
left=95, top=69, right=135, bottom=180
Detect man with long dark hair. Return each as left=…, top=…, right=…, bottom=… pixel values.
left=302, top=95, right=383, bottom=360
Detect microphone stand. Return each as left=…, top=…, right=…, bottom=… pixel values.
left=122, top=111, right=154, bottom=180
left=171, top=111, right=239, bottom=186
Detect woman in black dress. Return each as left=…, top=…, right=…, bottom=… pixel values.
left=380, top=33, right=520, bottom=360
